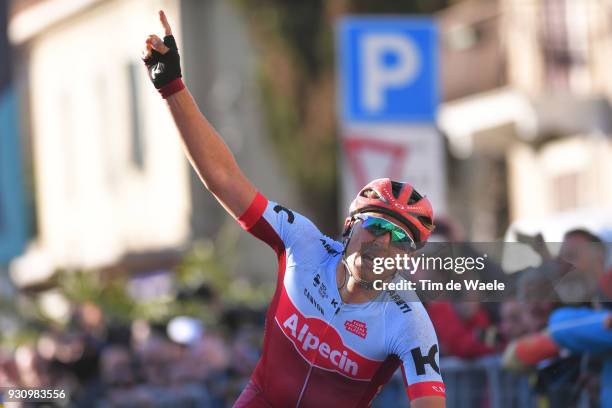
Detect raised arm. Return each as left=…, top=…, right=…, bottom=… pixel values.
left=142, top=10, right=257, bottom=219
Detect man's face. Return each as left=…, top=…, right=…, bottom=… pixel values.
left=558, top=235, right=604, bottom=278
left=344, top=212, right=416, bottom=283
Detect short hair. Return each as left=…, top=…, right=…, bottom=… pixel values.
left=563, top=228, right=606, bottom=258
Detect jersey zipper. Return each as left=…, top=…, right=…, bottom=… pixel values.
left=295, top=364, right=313, bottom=407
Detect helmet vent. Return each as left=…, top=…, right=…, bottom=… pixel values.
left=417, top=215, right=434, bottom=230
left=360, top=188, right=382, bottom=200
left=390, top=181, right=403, bottom=199
left=361, top=188, right=390, bottom=204
left=408, top=189, right=424, bottom=205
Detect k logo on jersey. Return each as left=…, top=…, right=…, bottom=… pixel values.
left=411, top=344, right=440, bottom=375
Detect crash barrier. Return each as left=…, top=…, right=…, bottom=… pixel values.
left=440, top=355, right=534, bottom=408
left=373, top=354, right=595, bottom=407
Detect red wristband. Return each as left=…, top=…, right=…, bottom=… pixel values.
left=159, top=78, right=185, bottom=99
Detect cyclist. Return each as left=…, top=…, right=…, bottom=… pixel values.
left=142, top=11, right=445, bottom=408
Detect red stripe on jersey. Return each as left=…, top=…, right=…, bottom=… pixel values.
left=238, top=192, right=268, bottom=231
left=406, top=380, right=446, bottom=400
left=238, top=200, right=290, bottom=395
left=275, top=288, right=381, bottom=380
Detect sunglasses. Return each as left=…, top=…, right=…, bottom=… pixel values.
left=355, top=214, right=416, bottom=250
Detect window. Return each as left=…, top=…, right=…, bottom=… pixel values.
left=539, top=0, right=590, bottom=91
left=60, top=92, right=76, bottom=197
left=540, top=0, right=570, bottom=89
left=96, top=75, right=119, bottom=187
left=127, top=62, right=145, bottom=170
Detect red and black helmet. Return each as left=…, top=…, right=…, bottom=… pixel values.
left=348, top=178, right=435, bottom=244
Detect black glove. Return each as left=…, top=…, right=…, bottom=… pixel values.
left=143, top=35, right=183, bottom=97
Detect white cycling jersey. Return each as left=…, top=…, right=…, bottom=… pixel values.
left=234, top=193, right=445, bottom=407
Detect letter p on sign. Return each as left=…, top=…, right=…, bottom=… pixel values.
left=338, top=18, right=438, bottom=123
left=362, top=34, right=420, bottom=113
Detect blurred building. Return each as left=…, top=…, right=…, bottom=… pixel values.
left=438, top=0, right=612, bottom=240
left=7, top=0, right=298, bottom=289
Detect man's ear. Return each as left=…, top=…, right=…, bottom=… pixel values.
left=342, top=217, right=353, bottom=237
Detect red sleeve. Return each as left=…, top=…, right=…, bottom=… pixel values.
left=237, top=192, right=268, bottom=231
left=515, top=332, right=559, bottom=365
left=404, top=377, right=446, bottom=400
left=235, top=192, right=283, bottom=256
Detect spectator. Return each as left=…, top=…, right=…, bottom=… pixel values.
left=515, top=267, right=558, bottom=334
left=427, top=294, right=498, bottom=359
left=503, top=228, right=610, bottom=406
left=14, top=345, right=50, bottom=388
left=96, top=345, right=136, bottom=407
left=554, top=229, right=607, bottom=305
left=499, top=300, right=528, bottom=342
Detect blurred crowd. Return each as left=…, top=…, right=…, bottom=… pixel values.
left=421, top=220, right=612, bottom=407
left=0, top=302, right=263, bottom=407
left=0, top=223, right=610, bottom=407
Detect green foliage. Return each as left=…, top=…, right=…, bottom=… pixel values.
left=1, top=326, right=40, bottom=349
left=52, top=222, right=272, bottom=327
left=176, top=220, right=274, bottom=309
left=60, top=269, right=136, bottom=323
left=0, top=295, right=39, bottom=349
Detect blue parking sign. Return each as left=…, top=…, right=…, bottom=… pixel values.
left=338, top=17, right=438, bottom=123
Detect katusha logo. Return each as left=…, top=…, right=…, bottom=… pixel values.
left=275, top=290, right=379, bottom=380
left=344, top=320, right=367, bottom=339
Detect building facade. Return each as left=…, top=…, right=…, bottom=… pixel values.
left=438, top=0, right=612, bottom=240
left=7, top=0, right=299, bottom=289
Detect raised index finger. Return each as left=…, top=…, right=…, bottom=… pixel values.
left=159, top=10, right=172, bottom=36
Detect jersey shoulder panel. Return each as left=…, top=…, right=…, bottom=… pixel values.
left=238, top=193, right=331, bottom=261
left=384, top=294, right=445, bottom=399
left=385, top=295, right=436, bottom=353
